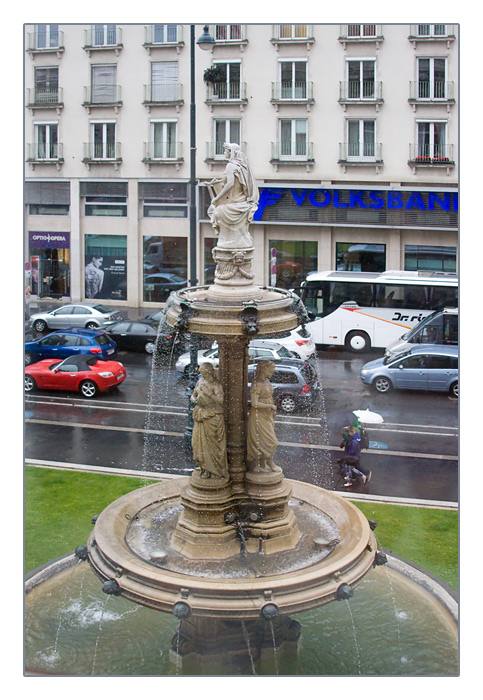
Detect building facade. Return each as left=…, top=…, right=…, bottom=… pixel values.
left=24, top=23, right=458, bottom=308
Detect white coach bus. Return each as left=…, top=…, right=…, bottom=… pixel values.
left=299, top=270, right=458, bottom=352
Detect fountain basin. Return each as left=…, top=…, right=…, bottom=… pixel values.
left=87, top=478, right=376, bottom=618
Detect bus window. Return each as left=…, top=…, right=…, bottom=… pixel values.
left=403, top=285, right=428, bottom=309
left=375, top=284, right=406, bottom=308
left=329, top=282, right=373, bottom=309
left=303, top=283, right=325, bottom=319
left=429, top=285, right=458, bottom=309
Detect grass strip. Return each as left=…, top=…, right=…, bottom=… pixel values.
left=24, top=466, right=458, bottom=590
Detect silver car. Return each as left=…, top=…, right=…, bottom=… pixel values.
left=360, top=345, right=458, bottom=397
left=175, top=340, right=296, bottom=375
left=29, top=303, right=123, bottom=332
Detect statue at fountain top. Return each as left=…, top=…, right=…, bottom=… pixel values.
left=205, top=143, right=259, bottom=250
left=246, top=360, right=282, bottom=474
left=191, top=363, right=229, bottom=480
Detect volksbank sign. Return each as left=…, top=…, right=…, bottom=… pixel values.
left=249, top=187, right=458, bottom=230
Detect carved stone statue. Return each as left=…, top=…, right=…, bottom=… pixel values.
left=206, top=143, right=259, bottom=250
left=246, top=360, right=281, bottom=473
left=191, top=363, right=229, bottom=479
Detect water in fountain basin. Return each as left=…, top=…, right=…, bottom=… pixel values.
left=25, top=559, right=458, bottom=676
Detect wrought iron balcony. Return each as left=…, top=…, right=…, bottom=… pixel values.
left=339, top=81, right=383, bottom=104
left=408, top=143, right=454, bottom=166
left=271, top=82, right=314, bottom=104
left=26, top=87, right=64, bottom=111
left=271, top=25, right=314, bottom=45
left=206, top=142, right=247, bottom=161
left=339, top=142, right=383, bottom=164
left=409, top=25, right=456, bottom=40
left=83, top=85, right=122, bottom=111
left=208, top=25, right=248, bottom=45
left=271, top=141, right=314, bottom=163
left=26, top=142, right=64, bottom=167
left=338, top=25, right=383, bottom=45
left=142, top=142, right=183, bottom=163
left=82, top=142, right=122, bottom=165
left=206, top=82, right=247, bottom=104
left=409, top=81, right=455, bottom=103
left=83, top=26, right=123, bottom=55
left=143, top=83, right=184, bottom=106
left=143, top=25, right=184, bottom=49
left=26, top=30, right=64, bottom=55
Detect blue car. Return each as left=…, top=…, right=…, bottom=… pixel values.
left=25, top=328, right=117, bottom=366
left=360, top=345, right=458, bottom=397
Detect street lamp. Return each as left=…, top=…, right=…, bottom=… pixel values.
left=184, top=24, right=215, bottom=443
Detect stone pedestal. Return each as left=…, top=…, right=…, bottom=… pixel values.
left=207, top=247, right=263, bottom=303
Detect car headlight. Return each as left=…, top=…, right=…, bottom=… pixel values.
left=360, top=369, right=368, bottom=375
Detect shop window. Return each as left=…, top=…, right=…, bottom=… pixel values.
left=143, top=236, right=188, bottom=303
left=405, top=245, right=456, bottom=273
left=269, top=240, right=317, bottom=290
left=140, top=182, right=188, bottom=218
left=85, top=234, right=127, bottom=301
left=336, top=243, right=386, bottom=272
left=82, top=180, right=127, bottom=217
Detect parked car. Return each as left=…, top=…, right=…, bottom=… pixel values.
left=385, top=308, right=458, bottom=358
left=25, top=328, right=117, bottom=366
left=175, top=340, right=296, bottom=376
left=29, top=303, right=123, bottom=332
left=25, top=354, right=126, bottom=398
left=248, top=358, right=321, bottom=414
left=143, top=273, right=187, bottom=302
left=360, top=345, right=458, bottom=397
left=269, top=326, right=316, bottom=362
left=106, top=321, right=158, bottom=354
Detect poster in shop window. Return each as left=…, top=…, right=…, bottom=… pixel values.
left=84, top=235, right=127, bottom=300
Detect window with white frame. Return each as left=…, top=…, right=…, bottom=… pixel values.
left=151, top=62, right=178, bottom=101
left=346, top=59, right=375, bottom=99
left=215, top=24, right=242, bottom=41
left=416, top=121, right=447, bottom=160
left=91, top=64, right=117, bottom=103
left=417, top=24, right=447, bottom=37
left=279, top=119, right=307, bottom=159
left=417, top=57, right=447, bottom=99
left=347, top=119, right=376, bottom=160
left=91, top=121, right=116, bottom=159
left=279, top=25, right=308, bottom=39
left=35, top=122, right=59, bottom=159
left=212, top=62, right=241, bottom=100
left=35, top=24, right=59, bottom=48
left=347, top=24, right=376, bottom=37
left=93, top=24, right=117, bottom=46
left=34, top=66, right=59, bottom=103
left=151, top=120, right=178, bottom=159
left=153, top=24, right=178, bottom=43
left=279, top=60, right=307, bottom=99
left=214, top=119, right=241, bottom=157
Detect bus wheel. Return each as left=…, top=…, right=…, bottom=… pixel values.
left=345, top=331, right=371, bottom=353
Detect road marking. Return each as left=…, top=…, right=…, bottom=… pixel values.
left=25, top=418, right=457, bottom=461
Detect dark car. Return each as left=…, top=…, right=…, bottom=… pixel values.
left=248, top=358, right=320, bottom=414
left=106, top=321, right=158, bottom=354
left=139, top=308, right=189, bottom=359
left=143, top=273, right=187, bottom=302
left=25, top=328, right=117, bottom=365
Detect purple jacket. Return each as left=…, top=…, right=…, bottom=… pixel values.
left=345, top=433, right=361, bottom=457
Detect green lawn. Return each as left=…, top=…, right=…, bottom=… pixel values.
left=24, top=466, right=458, bottom=590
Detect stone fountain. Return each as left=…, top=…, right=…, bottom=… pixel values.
left=85, top=143, right=379, bottom=667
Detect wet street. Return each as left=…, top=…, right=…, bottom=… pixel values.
left=24, top=346, right=458, bottom=504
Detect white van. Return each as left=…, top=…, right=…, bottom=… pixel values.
left=385, top=308, right=458, bottom=357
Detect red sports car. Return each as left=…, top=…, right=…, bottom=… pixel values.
left=24, top=354, right=126, bottom=398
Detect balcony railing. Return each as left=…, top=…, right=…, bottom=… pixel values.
left=83, top=85, right=122, bottom=107
left=84, top=26, right=123, bottom=50
left=26, top=30, right=64, bottom=52
left=206, top=82, right=247, bottom=102
left=26, top=142, right=64, bottom=162
left=271, top=141, right=314, bottom=162
left=409, top=81, right=455, bottom=102
left=206, top=142, right=247, bottom=160
left=409, top=24, right=456, bottom=39
left=209, top=24, right=247, bottom=43
left=144, top=25, right=184, bottom=46
left=143, top=142, right=183, bottom=161
left=271, top=25, right=314, bottom=41
left=339, top=25, right=383, bottom=40
left=271, top=82, right=314, bottom=102
left=143, top=83, right=184, bottom=104
left=339, top=81, right=383, bottom=103
left=27, top=87, right=63, bottom=107
left=83, top=142, right=122, bottom=162
left=339, top=142, right=383, bottom=163
left=409, top=143, right=454, bottom=164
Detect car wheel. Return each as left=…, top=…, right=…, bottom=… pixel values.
left=25, top=352, right=33, bottom=366
left=80, top=380, right=98, bottom=398
left=278, top=394, right=297, bottom=414
left=145, top=341, right=155, bottom=354
left=450, top=381, right=458, bottom=398
left=373, top=376, right=392, bottom=393
left=34, top=319, right=47, bottom=332
left=85, top=322, right=98, bottom=330
left=25, top=375, right=37, bottom=392
left=345, top=330, right=371, bottom=353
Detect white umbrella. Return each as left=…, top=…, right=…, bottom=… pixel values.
left=352, top=409, right=384, bottom=425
